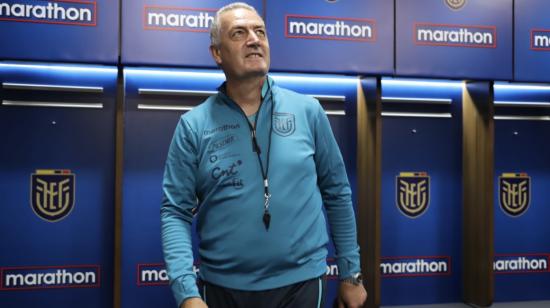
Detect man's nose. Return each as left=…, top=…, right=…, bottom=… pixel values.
left=247, top=30, right=260, bottom=45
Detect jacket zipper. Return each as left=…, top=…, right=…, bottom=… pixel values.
left=224, top=92, right=268, bottom=154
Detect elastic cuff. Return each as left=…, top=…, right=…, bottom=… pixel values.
left=337, top=258, right=361, bottom=279
left=171, top=275, right=200, bottom=307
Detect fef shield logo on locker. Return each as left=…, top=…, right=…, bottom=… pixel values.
left=445, top=0, right=466, bottom=10
left=499, top=173, right=530, bottom=217
left=397, top=172, right=430, bottom=218
left=30, top=169, right=75, bottom=222
left=0, top=0, right=97, bottom=26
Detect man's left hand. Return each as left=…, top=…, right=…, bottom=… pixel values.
left=337, top=281, right=367, bottom=308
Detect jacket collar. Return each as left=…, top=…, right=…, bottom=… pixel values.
left=217, top=75, right=274, bottom=109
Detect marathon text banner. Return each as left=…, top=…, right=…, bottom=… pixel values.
left=0, top=0, right=96, bottom=26
left=1, top=265, right=100, bottom=290
left=380, top=256, right=452, bottom=278
left=285, top=14, right=376, bottom=42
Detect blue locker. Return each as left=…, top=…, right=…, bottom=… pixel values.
left=493, top=82, right=550, bottom=302
left=380, top=78, right=463, bottom=305
left=121, top=67, right=226, bottom=308
left=0, top=0, right=119, bottom=64
left=0, top=62, right=117, bottom=307
left=121, top=68, right=358, bottom=308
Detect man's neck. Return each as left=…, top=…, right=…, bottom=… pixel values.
left=226, top=76, right=265, bottom=116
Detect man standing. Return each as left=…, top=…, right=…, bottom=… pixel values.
left=161, top=2, right=367, bottom=308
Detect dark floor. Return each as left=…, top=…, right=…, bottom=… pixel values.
left=382, top=301, right=550, bottom=308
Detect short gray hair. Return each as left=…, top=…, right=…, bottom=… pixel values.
left=209, top=2, right=262, bottom=47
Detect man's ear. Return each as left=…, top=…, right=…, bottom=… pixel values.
left=210, top=45, right=222, bottom=66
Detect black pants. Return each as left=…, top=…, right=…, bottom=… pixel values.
left=199, top=276, right=326, bottom=308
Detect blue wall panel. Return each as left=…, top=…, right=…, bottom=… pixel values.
left=396, top=0, right=512, bottom=80
left=0, top=1, right=118, bottom=64
left=266, top=0, right=393, bottom=74
left=121, top=0, right=264, bottom=67
left=515, top=0, right=550, bottom=82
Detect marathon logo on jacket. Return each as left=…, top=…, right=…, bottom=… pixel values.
left=531, top=29, right=550, bottom=51
left=499, top=173, right=530, bottom=217
left=285, top=14, right=376, bottom=42
left=415, top=23, right=496, bottom=48
left=144, top=6, right=214, bottom=32
left=0, top=0, right=96, bottom=26
left=445, top=0, right=466, bottom=11
left=494, top=254, right=549, bottom=274
left=31, top=169, right=75, bottom=222
left=0, top=265, right=100, bottom=290
left=137, top=263, right=199, bottom=286
left=396, top=172, right=430, bottom=218
left=203, top=123, right=240, bottom=136
left=380, top=256, right=451, bottom=277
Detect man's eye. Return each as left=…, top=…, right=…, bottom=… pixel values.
left=232, top=30, right=245, bottom=39
left=255, top=29, right=266, bottom=37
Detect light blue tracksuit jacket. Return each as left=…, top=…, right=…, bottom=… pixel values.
left=161, top=76, right=360, bottom=306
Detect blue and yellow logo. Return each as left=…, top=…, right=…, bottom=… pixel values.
left=445, top=0, right=466, bottom=10
left=499, top=173, right=530, bottom=217
left=30, top=169, right=75, bottom=222
left=397, top=172, right=430, bottom=218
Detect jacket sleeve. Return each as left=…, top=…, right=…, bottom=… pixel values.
left=160, top=117, right=200, bottom=306
left=312, top=102, right=361, bottom=279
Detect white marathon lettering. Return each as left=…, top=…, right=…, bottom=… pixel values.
left=494, top=257, right=548, bottom=272
left=289, top=20, right=372, bottom=39
left=533, top=34, right=550, bottom=48
left=4, top=269, right=96, bottom=287
left=326, top=263, right=339, bottom=276
left=417, top=27, right=493, bottom=45
left=141, top=269, right=169, bottom=282
left=147, top=11, right=213, bottom=28
left=0, top=2, right=92, bottom=22
left=140, top=265, right=199, bottom=283
left=380, top=259, right=448, bottom=275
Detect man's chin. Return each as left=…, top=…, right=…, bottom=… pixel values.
left=236, top=68, right=269, bottom=80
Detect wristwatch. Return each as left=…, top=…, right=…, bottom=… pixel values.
left=341, top=272, right=363, bottom=286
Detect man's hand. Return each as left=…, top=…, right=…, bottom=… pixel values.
left=336, top=281, right=367, bottom=308
left=180, top=297, right=208, bottom=308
